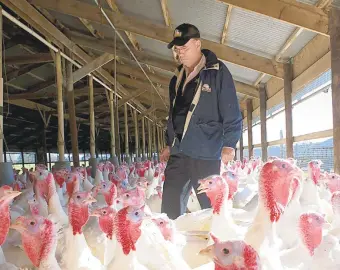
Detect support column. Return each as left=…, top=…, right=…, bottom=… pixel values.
left=259, top=85, right=268, bottom=161
left=124, top=103, right=130, bottom=164
left=134, top=109, right=139, bottom=159
left=148, top=120, right=152, bottom=159
left=54, top=50, right=69, bottom=170
left=152, top=123, right=157, bottom=161
left=240, top=131, right=244, bottom=161
left=141, top=117, right=146, bottom=160
left=21, top=150, right=24, bottom=168
left=88, top=76, right=97, bottom=176
left=246, top=99, right=253, bottom=158
left=330, top=7, right=340, bottom=173
left=284, top=63, right=294, bottom=158
left=115, top=101, right=121, bottom=161
left=157, top=125, right=161, bottom=158
left=109, top=91, right=116, bottom=157
left=66, top=51, right=80, bottom=167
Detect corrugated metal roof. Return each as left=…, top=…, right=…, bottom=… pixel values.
left=8, top=74, right=41, bottom=90
left=222, top=61, right=260, bottom=85
left=3, top=44, right=31, bottom=58
left=226, top=7, right=296, bottom=59
left=168, top=0, right=228, bottom=43
left=48, top=10, right=89, bottom=34
left=260, top=74, right=272, bottom=84
left=281, top=29, right=317, bottom=59
left=134, top=35, right=173, bottom=60
left=31, top=64, right=56, bottom=82
left=115, top=0, right=165, bottom=25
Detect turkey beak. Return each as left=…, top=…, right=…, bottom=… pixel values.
left=10, top=218, right=25, bottom=232
left=198, top=245, right=214, bottom=258
left=85, top=195, right=97, bottom=204
left=197, top=182, right=208, bottom=194
left=5, top=190, right=22, bottom=200
left=90, top=209, right=101, bottom=217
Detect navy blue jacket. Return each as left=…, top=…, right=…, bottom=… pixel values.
left=165, top=49, right=243, bottom=160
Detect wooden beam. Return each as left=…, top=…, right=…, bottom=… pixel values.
left=0, top=7, right=3, bottom=162
left=246, top=99, right=253, bottom=158
left=134, top=109, right=139, bottom=156
left=138, top=107, right=157, bottom=120
left=212, top=0, right=328, bottom=35
left=118, top=89, right=147, bottom=108
left=124, top=103, right=129, bottom=155
left=66, top=50, right=80, bottom=166
left=89, top=76, right=95, bottom=158
left=330, top=7, right=340, bottom=174
left=105, top=0, right=141, bottom=51
left=160, top=0, right=172, bottom=27
left=284, top=63, right=293, bottom=158
left=234, top=81, right=259, bottom=98
left=275, top=28, right=304, bottom=62
left=73, top=52, right=115, bottom=83
left=316, top=0, right=332, bottom=10
left=293, top=129, right=332, bottom=143
left=141, top=117, right=145, bottom=156
left=79, top=18, right=104, bottom=39
left=30, top=0, right=285, bottom=78
left=221, top=5, right=232, bottom=44
left=67, top=30, right=177, bottom=71
left=4, top=0, right=151, bottom=116
left=5, top=53, right=53, bottom=65
left=259, top=85, right=267, bottom=161
left=254, top=73, right=266, bottom=87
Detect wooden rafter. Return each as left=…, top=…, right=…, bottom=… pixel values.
left=211, top=0, right=328, bottom=35
left=104, top=0, right=141, bottom=51
left=160, top=0, right=172, bottom=27
left=275, top=28, right=304, bottom=62
left=73, top=52, right=115, bottom=83
left=3, top=0, right=157, bottom=120
left=5, top=53, right=53, bottom=65
left=254, top=73, right=266, bottom=87
left=30, top=0, right=284, bottom=79
left=221, top=5, right=233, bottom=44
left=79, top=18, right=104, bottom=39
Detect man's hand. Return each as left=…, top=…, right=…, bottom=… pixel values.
left=160, top=146, right=170, bottom=162
left=221, top=147, right=235, bottom=164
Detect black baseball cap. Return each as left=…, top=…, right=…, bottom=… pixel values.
left=167, top=23, right=200, bottom=49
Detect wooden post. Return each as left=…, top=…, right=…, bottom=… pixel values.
left=21, top=150, right=24, bottom=168
left=124, top=103, right=129, bottom=156
left=246, top=99, right=253, bottom=158
left=141, top=117, right=146, bottom=156
left=89, top=76, right=96, bottom=159
left=284, top=63, right=294, bottom=158
left=152, top=123, right=157, bottom=158
left=109, top=90, right=116, bottom=157
left=239, top=131, right=244, bottom=161
left=66, top=51, right=80, bottom=166
left=115, top=102, right=120, bottom=159
left=259, top=85, right=268, bottom=161
left=55, top=51, right=65, bottom=161
left=133, top=109, right=139, bottom=157
left=330, top=7, right=340, bottom=174
left=157, top=125, right=161, bottom=155
left=0, top=7, right=3, bottom=163
left=48, top=152, right=51, bottom=170
left=148, top=120, right=152, bottom=158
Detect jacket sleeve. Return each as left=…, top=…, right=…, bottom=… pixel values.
left=165, top=75, right=177, bottom=146
left=218, top=63, right=243, bottom=149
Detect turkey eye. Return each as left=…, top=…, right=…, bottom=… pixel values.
left=222, top=248, right=229, bottom=254
left=39, top=172, right=42, bottom=176
left=103, top=184, right=106, bottom=188
left=103, top=211, right=107, bottom=214
left=30, top=221, right=35, bottom=226
left=209, top=181, right=213, bottom=185
left=126, top=194, right=130, bottom=198
left=134, top=212, right=139, bottom=216
left=160, top=221, right=164, bottom=225
left=282, top=164, right=286, bottom=168
left=332, top=176, right=335, bottom=179
left=77, top=195, right=81, bottom=199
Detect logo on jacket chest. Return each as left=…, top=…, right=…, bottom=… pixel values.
left=202, top=84, right=212, bottom=93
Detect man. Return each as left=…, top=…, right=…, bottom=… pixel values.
left=160, top=23, right=243, bottom=219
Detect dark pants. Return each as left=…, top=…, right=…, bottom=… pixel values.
left=161, top=153, right=221, bottom=219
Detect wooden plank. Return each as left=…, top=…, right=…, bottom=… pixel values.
left=0, top=7, right=3, bottom=162
left=246, top=99, right=253, bottom=157
left=79, top=18, right=104, bottom=39
left=105, top=0, right=141, bottom=51
left=160, top=0, right=172, bottom=27
left=66, top=51, right=79, bottom=166
left=3, top=0, right=151, bottom=115
left=147, top=119, right=152, bottom=158
left=30, top=0, right=285, bottom=78
left=124, top=103, right=129, bottom=155
left=89, top=76, right=96, bottom=158
left=239, top=126, right=243, bottom=160
left=5, top=53, right=53, bottom=65
left=138, top=107, right=157, bottom=120
left=293, top=129, right=333, bottom=143
left=330, top=7, right=340, bottom=174
left=275, top=28, right=304, bottom=62
left=259, top=85, right=267, bottom=161
left=235, top=81, right=259, bottom=98
left=221, top=5, right=232, bottom=44
left=214, top=0, right=328, bottom=35
left=141, top=117, right=145, bottom=156
left=284, top=63, right=293, bottom=158
left=316, top=0, right=332, bottom=9
left=109, top=90, right=115, bottom=156
left=267, top=138, right=286, bottom=146
left=118, top=89, right=147, bottom=108
left=73, top=52, right=115, bottom=83
left=134, top=109, right=139, bottom=156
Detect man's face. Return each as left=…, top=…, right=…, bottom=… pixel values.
left=174, top=39, right=201, bottom=67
